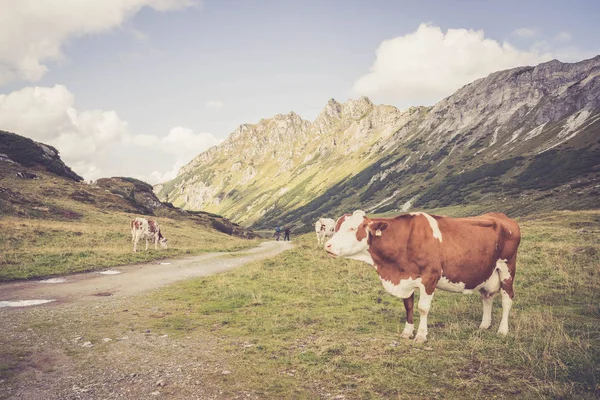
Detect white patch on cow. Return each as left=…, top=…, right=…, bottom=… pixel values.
left=0, top=299, right=55, bottom=308
left=477, top=270, right=501, bottom=295
left=380, top=277, right=422, bottom=299
left=350, top=251, right=375, bottom=266
left=496, top=259, right=510, bottom=282
left=39, top=278, right=66, bottom=283
left=98, top=270, right=122, bottom=275
left=410, top=212, right=442, bottom=242
left=436, top=276, right=467, bottom=293
left=415, top=285, right=434, bottom=343
left=498, top=289, right=513, bottom=335
left=480, top=295, right=494, bottom=330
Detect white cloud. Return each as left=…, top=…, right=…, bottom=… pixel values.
left=149, top=159, right=186, bottom=183
left=132, top=125, right=220, bottom=159
left=0, top=0, right=195, bottom=86
left=512, top=28, right=538, bottom=38
left=555, top=31, right=572, bottom=42
left=132, top=126, right=221, bottom=182
left=0, top=84, right=218, bottom=184
left=205, top=100, right=225, bottom=110
left=353, top=23, right=553, bottom=108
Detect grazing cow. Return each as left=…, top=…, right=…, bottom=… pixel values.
left=131, top=217, right=168, bottom=252
left=315, top=217, right=335, bottom=246
left=325, top=210, right=520, bottom=343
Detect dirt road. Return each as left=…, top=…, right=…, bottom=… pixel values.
left=0, top=240, right=295, bottom=400
left=0, top=240, right=294, bottom=307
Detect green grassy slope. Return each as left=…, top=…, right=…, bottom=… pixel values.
left=137, top=209, right=599, bottom=398
left=0, top=161, right=258, bottom=281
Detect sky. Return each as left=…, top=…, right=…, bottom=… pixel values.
left=0, top=0, right=599, bottom=183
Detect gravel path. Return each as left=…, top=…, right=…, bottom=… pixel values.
left=0, top=241, right=294, bottom=400
left=0, top=240, right=294, bottom=307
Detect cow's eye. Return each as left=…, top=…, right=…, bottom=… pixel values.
left=349, top=227, right=356, bottom=231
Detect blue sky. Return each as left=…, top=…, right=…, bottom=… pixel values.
left=0, top=0, right=598, bottom=182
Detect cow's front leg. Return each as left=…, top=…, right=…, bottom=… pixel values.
left=145, top=239, right=149, bottom=251
left=400, top=293, right=415, bottom=339
left=415, top=284, right=435, bottom=344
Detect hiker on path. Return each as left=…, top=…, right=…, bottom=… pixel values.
left=274, top=226, right=281, bottom=241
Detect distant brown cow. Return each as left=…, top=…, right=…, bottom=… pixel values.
left=325, top=210, right=521, bottom=343
left=131, top=217, right=168, bottom=252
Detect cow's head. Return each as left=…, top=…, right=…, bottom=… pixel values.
left=159, top=234, right=168, bottom=249
left=325, top=210, right=371, bottom=257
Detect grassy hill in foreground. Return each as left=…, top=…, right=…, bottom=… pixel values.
left=1, top=209, right=598, bottom=399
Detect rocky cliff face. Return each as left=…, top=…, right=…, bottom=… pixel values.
left=156, top=96, right=416, bottom=225
left=0, top=130, right=83, bottom=182
left=156, top=56, right=600, bottom=228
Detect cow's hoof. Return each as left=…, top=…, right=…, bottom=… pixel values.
left=497, top=327, right=508, bottom=336
left=400, top=331, right=413, bottom=339
left=479, top=323, right=491, bottom=330
left=413, top=335, right=427, bottom=344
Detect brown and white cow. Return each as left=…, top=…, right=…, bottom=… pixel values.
left=315, top=217, right=336, bottom=246
left=131, top=217, right=168, bottom=252
left=325, top=210, right=520, bottom=343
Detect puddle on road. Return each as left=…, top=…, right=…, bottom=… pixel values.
left=0, top=299, right=55, bottom=308
left=98, top=270, right=122, bottom=275
left=39, top=278, right=67, bottom=283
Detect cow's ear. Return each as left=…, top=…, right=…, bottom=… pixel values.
left=369, top=221, right=389, bottom=237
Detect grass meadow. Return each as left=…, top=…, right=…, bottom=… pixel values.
left=0, top=168, right=259, bottom=281
left=0, top=208, right=598, bottom=399
left=0, top=211, right=258, bottom=281
left=143, top=209, right=600, bottom=399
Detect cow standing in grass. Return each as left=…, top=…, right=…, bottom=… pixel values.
left=315, top=217, right=335, bottom=246
left=325, top=210, right=521, bottom=343
left=131, top=217, right=168, bottom=252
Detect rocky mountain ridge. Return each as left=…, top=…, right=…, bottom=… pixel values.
left=156, top=56, right=600, bottom=229
left=0, top=130, right=83, bottom=182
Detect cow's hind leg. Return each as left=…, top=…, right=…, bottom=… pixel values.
left=496, top=257, right=515, bottom=335
left=400, top=293, right=415, bottom=339
left=479, top=291, right=495, bottom=330
left=414, top=285, right=435, bottom=344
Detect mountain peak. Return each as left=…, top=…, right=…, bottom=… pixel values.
left=342, top=96, right=374, bottom=119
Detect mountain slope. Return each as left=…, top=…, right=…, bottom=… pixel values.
left=0, top=131, right=256, bottom=238
left=156, top=98, right=427, bottom=225
left=156, top=56, right=600, bottom=230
